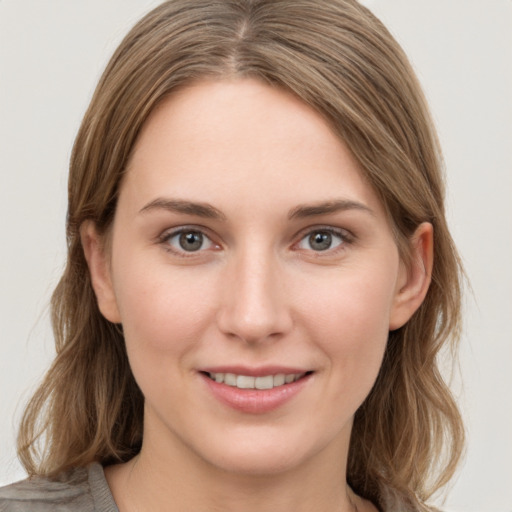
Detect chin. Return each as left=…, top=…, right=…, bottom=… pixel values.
left=189, top=425, right=338, bottom=478
left=206, top=447, right=304, bottom=477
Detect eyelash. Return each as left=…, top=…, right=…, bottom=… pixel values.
left=157, top=226, right=219, bottom=258
left=294, top=226, right=353, bottom=255
left=157, top=225, right=354, bottom=257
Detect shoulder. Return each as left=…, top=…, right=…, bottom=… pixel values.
left=0, top=463, right=118, bottom=512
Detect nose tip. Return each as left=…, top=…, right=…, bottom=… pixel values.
left=220, top=310, right=285, bottom=345
left=216, top=258, right=292, bottom=344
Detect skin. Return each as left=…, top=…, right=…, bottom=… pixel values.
left=82, top=79, right=433, bottom=512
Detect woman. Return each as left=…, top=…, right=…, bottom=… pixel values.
left=0, top=1, right=464, bottom=511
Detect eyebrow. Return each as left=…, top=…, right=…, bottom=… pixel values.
left=139, top=197, right=373, bottom=221
left=139, top=198, right=226, bottom=220
left=288, top=199, right=374, bottom=219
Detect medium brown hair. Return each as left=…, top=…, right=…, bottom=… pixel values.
left=18, top=1, right=465, bottom=510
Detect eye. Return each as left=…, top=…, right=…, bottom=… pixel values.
left=297, top=228, right=347, bottom=252
left=162, top=229, right=216, bottom=253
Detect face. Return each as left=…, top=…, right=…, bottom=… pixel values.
left=85, top=79, right=430, bottom=477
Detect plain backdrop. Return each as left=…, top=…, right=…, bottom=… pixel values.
left=0, top=1, right=511, bottom=511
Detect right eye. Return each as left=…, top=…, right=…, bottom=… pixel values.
left=161, top=229, right=217, bottom=254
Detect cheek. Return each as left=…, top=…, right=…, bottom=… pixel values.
left=296, top=268, right=395, bottom=380
left=111, top=262, right=222, bottom=417
left=112, top=257, right=218, bottom=364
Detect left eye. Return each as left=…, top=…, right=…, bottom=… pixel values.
left=164, top=230, right=215, bottom=253
left=297, top=229, right=345, bottom=252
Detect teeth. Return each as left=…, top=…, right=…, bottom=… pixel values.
left=236, top=375, right=255, bottom=389
left=255, top=375, right=273, bottom=390
left=273, top=374, right=285, bottom=386
left=224, top=373, right=237, bottom=386
left=208, top=372, right=305, bottom=389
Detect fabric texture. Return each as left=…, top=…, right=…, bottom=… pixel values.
left=0, top=463, right=118, bottom=512
left=0, top=462, right=413, bottom=511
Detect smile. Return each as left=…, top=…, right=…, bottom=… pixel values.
left=201, top=369, right=313, bottom=413
left=207, top=372, right=307, bottom=390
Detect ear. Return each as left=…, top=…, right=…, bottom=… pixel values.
left=80, top=221, right=122, bottom=324
left=389, top=222, right=433, bottom=331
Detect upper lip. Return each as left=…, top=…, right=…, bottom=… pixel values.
left=199, top=366, right=311, bottom=377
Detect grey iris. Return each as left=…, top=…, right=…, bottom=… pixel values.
left=309, top=232, right=332, bottom=251
left=179, top=232, right=203, bottom=251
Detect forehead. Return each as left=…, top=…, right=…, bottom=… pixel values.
left=122, top=78, right=385, bottom=218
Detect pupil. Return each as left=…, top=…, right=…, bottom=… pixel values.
left=179, top=232, right=203, bottom=251
left=310, top=232, right=331, bottom=251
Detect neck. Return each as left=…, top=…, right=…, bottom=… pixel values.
left=104, top=410, right=370, bottom=512
left=107, top=440, right=362, bottom=512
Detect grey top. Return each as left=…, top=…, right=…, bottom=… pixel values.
left=0, top=463, right=118, bottom=512
left=0, top=463, right=408, bottom=511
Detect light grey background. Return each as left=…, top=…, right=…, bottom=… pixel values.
left=1, top=1, right=511, bottom=511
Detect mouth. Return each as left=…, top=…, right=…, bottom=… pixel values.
left=200, top=369, right=314, bottom=413
left=202, top=371, right=313, bottom=390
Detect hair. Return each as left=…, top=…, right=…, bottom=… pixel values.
left=17, top=1, right=465, bottom=510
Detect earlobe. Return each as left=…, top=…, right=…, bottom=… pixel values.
left=80, top=221, right=122, bottom=324
left=389, top=222, right=434, bottom=331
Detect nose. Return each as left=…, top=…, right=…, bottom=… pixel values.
left=216, top=248, right=293, bottom=344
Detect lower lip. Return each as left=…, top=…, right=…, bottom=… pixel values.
left=201, top=373, right=312, bottom=414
